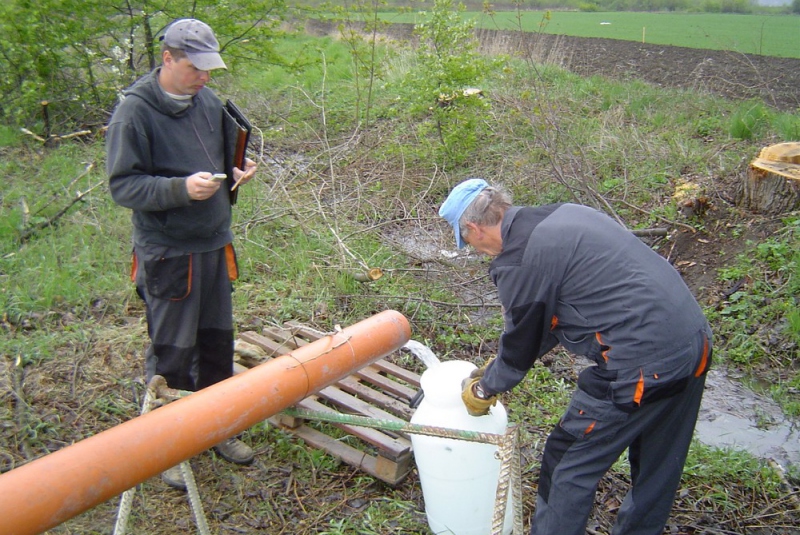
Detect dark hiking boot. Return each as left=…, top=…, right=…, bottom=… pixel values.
left=214, top=437, right=254, bottom=465
left=161, top=465, right=186, bottom=490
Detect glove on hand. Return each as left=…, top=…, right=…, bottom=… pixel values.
left=468, top=357, right=495, bottom=381
left=459, top=357, right=494, bottom=394
left=461, top=376, right=497, bottom=417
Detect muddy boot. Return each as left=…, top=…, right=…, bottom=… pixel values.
left=214, top=437, right=254, bottom=465
left=161, top=465, right=186, bottom=490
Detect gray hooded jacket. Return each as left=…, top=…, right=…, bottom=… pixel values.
left=106, top=68, right=232, bottom=253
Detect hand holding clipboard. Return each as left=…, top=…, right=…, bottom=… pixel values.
left=222, top=100, right=252, bottom=205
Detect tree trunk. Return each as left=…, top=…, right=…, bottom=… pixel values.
left=738, top=142, right=800, bottom=214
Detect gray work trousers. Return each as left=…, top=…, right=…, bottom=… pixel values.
left=531, top=331, right=711, bottom=535
left=134, top=245, right=235, bottom=392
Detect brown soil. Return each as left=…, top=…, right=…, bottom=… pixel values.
left=476, top=28, right=800, bottom=113
left=308, top=19, right=800, bottom=112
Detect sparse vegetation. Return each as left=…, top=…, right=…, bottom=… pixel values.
left=1, top=2, right=799, bottom=533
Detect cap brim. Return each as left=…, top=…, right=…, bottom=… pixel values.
left=751, top=159, right=800, bottom=180
left=187, top=51, right=227, bottom=71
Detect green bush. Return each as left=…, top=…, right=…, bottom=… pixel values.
left=728, top=100, right=772, bottom=140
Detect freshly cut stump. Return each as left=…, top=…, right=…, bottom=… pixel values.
left=740, top=142, right=800, bottom=213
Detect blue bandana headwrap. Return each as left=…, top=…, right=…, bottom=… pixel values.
left=438, top=178, right=489, bottom=248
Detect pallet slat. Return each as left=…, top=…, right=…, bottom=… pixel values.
left=235, top=323, right=422, bottom=485
left=355, top=367, right=418, bottom=400
left=372, top=359, right=422, bottom=388
left=336, top=376, right=415, bottom=421
left=238, top=331, right=296, bottom=357
left=295, top=397, right=410, bottom=459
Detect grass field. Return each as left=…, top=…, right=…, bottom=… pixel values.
left=375, top=10, right=800, bottom=58
left=2, top=26, right=799, bottom=532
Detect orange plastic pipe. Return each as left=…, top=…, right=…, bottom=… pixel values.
left=0, top=310, right=411, bottom=535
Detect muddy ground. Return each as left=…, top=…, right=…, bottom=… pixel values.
left=3, top=25, right=800, bottom=535
left=476, top=27, right=800, bottom=112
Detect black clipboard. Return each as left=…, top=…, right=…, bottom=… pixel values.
left=222, top=100, right=252, bottom=205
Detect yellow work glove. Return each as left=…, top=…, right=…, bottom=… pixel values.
left=469, top=357, right=495, bottom=381
left=461, top=376, right=497, bottom=417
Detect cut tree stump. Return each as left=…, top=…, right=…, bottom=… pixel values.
left=740, top=142, right=800, bottom=213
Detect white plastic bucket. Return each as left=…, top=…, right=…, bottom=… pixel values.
left=410, top=360, right=513, bottom=535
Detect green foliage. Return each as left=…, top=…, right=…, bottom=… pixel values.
left=702, top=0, right=749, bottom=13
left=2, top=17, right=799, bottom=530
left=0, top=143, right=131, bottom=321
left=388, top=0, right=504, bottom=166
left=693, top=113, right=724, bottom=138
left=318, top=498, right=422, bottom=534
left=506, top=360, right=573, bottom=429
left=0, top=0, right=290, bottom=131
left=683, top=443, right=786, bottom=502
left=710, top=218, right=800, bottom=400
left=322, top=0, right=393, bottom=129
left=773, top=111, right=800, bottom=141
left=727, top=100, right=772, bottom=140
left=0, top=125, right=21, bottom=147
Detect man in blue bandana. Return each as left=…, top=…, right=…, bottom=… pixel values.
left=440, top=178, right=712, bottom=535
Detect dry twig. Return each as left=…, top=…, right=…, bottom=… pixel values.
left=18, top=163, right=101, bottom=243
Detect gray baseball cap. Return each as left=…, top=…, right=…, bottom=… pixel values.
left=163, top=19, right=227, bottom=71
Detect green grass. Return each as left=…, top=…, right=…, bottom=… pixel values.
left=2, top=29, right=798, bottom=533
left=375, top=10, right=800, bottom=58
left=0, top=125, right=19, bottom=147
left=709, top=217, right=800, bottom=416
left=682, top=442, right=788, bottom=508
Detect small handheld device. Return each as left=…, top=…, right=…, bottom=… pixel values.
left=210, top=173, right=227, bottom=182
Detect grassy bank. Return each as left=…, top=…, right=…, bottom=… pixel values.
left=375, top=10, right=800, bottom=58
left=1, top=27, right=799, bottom=533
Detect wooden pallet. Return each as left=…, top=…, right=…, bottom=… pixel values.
left=234, top=321, right=421, bottom=486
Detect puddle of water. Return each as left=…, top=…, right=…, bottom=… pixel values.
left=696, top=369, right=800, bottom=471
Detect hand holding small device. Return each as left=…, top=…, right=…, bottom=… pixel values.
left=186, top=171, right=224, bottom=201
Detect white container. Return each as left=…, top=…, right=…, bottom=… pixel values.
left=410, top=360, right=513, bottom=535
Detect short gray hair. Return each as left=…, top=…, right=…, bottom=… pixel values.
left=459, top=185, right=512, bottom=230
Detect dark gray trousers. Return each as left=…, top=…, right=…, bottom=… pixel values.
left=531, top=332, right=711, bottom=535
left=135, top=246, right=235, bottom=392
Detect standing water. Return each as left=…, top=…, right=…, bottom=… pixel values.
left=695, top=369, right=800, bottom=471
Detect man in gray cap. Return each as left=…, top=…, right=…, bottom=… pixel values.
left=439, top=179, right=712, bottom=535
left=106, top=18, right=257, bottom=489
